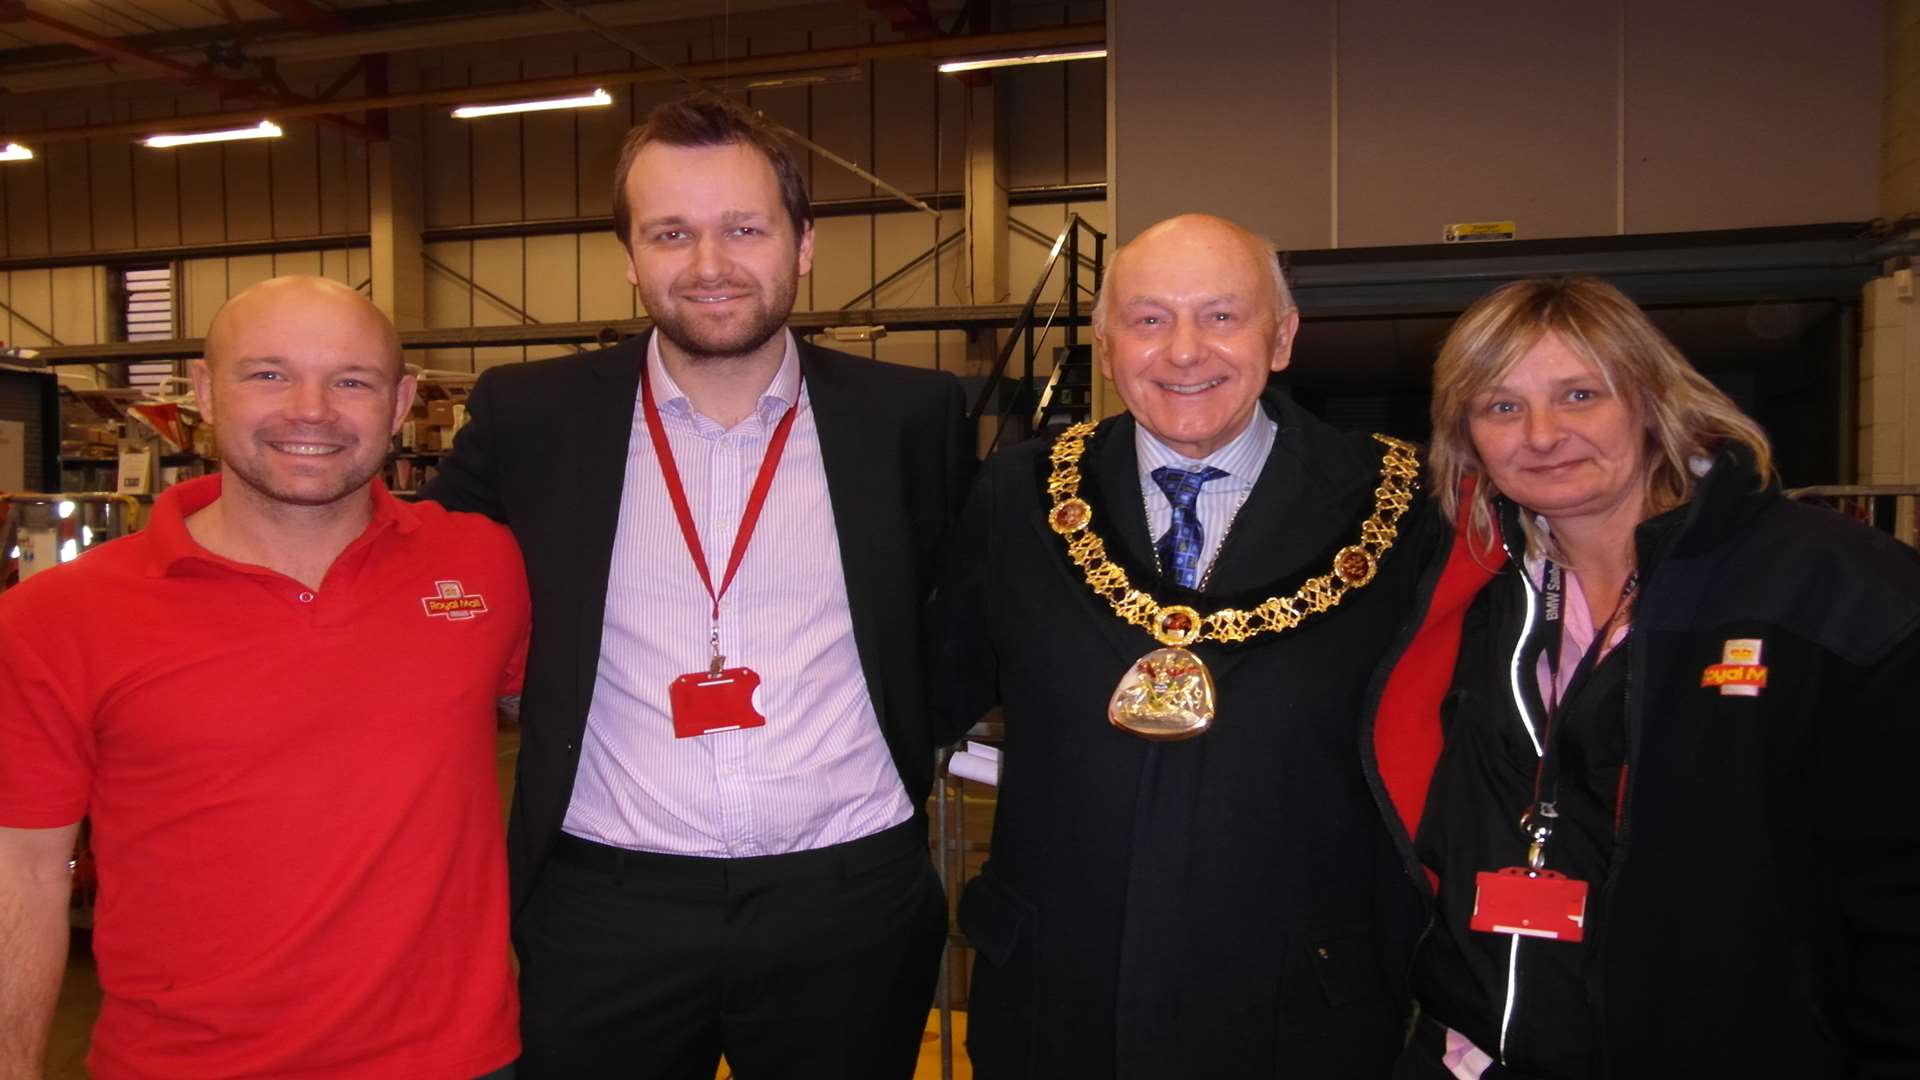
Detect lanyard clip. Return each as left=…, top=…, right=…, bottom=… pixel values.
left=708, top=625, right=724, bottom=677
left=1520, top=801, right=1558, bottom=872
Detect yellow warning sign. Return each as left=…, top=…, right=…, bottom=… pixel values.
left=1443, top=221, right=1517, bottom=243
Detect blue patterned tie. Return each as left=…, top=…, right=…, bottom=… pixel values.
left=1152, top=465, right=1228, bottom=588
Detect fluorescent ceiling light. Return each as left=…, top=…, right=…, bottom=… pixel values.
left=453, top=88, right=613, bottom=119
left=0, top=142, right=33, bottom=162
left=938, top=47, right=1106, bottom=74
left=143, top=120, right=283, bottom=148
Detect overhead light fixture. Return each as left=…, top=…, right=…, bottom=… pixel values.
left=452, top=88, right=613, bottom=120
left=0, top=142, right=33, bottom=162
left=143, top=120, right=283, bottom=149
left=938, top=46, right=1106, bottom=74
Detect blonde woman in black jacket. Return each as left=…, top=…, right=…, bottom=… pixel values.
left=1367, top=277, right=1920, bottom=1079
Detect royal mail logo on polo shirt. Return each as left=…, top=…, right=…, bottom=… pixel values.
left=421, top=580, right=489, bottom=620
left=1700, top=638, right=1767, bottom=697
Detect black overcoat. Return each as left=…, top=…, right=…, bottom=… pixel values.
left=932, top=390, right=1443, bottom=1079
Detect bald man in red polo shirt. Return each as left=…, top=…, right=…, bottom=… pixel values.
left=0, top=277, right=529, bottom=1080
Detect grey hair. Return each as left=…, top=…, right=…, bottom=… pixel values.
left=1090, top=232, right=1293, bottom=331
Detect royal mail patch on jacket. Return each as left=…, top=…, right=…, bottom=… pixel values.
left=1700, top=638, right=1767, bottom=696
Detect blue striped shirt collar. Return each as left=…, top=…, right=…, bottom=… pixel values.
left=1134, top=407, right=1276, bottom=493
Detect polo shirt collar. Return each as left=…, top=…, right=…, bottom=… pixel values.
left=144, top=473, right=420, bottom=578
left=645, top=330, right=801, bottom=430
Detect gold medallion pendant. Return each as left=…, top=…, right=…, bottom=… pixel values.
left=1045, top=423, right=1419, bottom=742
left=1107, top=606, right=1215, bottom=739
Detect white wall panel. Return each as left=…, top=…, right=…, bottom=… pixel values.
left=525, top=234, right=580, bottom=324
left=807, top=215, right=873, bottom=311
left=50, top=267, right=101, bottom=346
left=4, top=110, right=52, bottom=256
left=44, top=105, right=93, bottom=253
left=176, top=145, right=228, bottom=245
left=181, top=258, right=228, bottom=338
left=1111, top=0, right=1334, bottom=245
left=468, top=61, right=526, bottom=225
left=521, top=56, right=579, bottom=222
left=423, top=63, right=474, bottom=229
left=271, top=117, right=323, bottom=239
left=274, top=250, right=323, bottom=278
left=130, top=97, right=181, bottom=249
left=576, top=51, right=635, bottom=223
left=1623, top=0, right=1880, bottom=231
left=226, top=254, right=274, bottom=298
left=88, top=102, right=136, bottom=251
left=807, top=26, right=874, bottom=203
left=1336, top=0, right=1618, bottom=246
left=4, top=271, right=55, bottom=346
left=423, top=239, right=476, bottom=371
left=223, top=142, right=273, bottom=242
left=579, top=232, right=636, bottom=321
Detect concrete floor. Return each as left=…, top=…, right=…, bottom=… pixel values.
left=44, top=727, right=993, bottom=1079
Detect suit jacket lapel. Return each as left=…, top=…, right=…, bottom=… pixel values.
left=799, top=345, right=893, bottom=724
left=1091, top=413, right=1158, bottom=570
left=572, top=335, right=645, bottom=713
left=1204, top=393, right=1372, bottom=596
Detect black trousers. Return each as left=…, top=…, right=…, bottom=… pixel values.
left=513, top=817, right=948, bottom=1080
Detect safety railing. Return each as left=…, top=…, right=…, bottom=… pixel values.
left=966, top=213, right=1107, bottom=450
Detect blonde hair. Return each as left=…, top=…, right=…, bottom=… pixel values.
left=1429, top=276, right=1773, bottom=560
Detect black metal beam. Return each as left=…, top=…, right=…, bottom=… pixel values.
left=0, top=184, right=1107, bottom=273
left=33, top=303, right=1041, bottom=365
left=1284, top=221, right=1906, bottom=315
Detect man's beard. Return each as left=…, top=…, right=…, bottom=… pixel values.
left=647, top=274, right=798, bottom=362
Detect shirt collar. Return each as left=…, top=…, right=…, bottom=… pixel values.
left=645, top=330, right=802, bottom=429
left=1134, top=407, right=1276, bottom=493
left=143, top=473, right=419, bottom=578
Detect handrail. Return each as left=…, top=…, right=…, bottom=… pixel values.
left=965, top=213, right=1107, bottom=449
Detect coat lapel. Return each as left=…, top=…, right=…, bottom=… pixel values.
left=1091, top=413, right=1158, bottom=570
left=1203, top=393, right=1373, bottom=597
left=800, top=345, right=894, bottom=724
left=571, top=335, right=645, bottom=712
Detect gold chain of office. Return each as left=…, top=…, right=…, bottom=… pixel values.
left=1043, top=422, right=1421, bottom=648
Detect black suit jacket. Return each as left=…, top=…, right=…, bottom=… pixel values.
left=931, top=390, right=1443, bottom=1080
left=424, top=332, right=973, bottom=911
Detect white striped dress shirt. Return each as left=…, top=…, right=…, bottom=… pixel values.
left=1134, top=409, right=1278, bottom=582
left=561, top=332, right=913, bottom=857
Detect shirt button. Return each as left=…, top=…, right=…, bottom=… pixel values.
left=296, top=591, right=315, bottom=603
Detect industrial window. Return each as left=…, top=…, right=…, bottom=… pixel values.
left=117, top=265, right=176, bottom=393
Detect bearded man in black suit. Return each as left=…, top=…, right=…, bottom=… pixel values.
left=426, top=93, right=972, bottom=1080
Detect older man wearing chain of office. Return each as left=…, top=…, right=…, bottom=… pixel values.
left=933, top=213, right=1446, bottom=1078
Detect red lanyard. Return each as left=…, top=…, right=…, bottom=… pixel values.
left=640, top=361, right=801, bottom=625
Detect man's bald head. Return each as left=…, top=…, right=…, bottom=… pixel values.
left=191, top=275, right=414, bottom=513
left=1092, top=214, right=1293, bottom=333
left=1090, top=212, right=1302, bottom=461
left=205, top=276, right=402, bottom=378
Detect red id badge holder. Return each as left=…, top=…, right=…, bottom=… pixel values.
left=669, top=666, right=767, bottom=739
left=1470, top=867, right=1589, bottom=942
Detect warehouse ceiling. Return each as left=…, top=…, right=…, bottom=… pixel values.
left=0, top=0, right=974, bottom=95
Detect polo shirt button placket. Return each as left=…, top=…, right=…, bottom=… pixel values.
left=296, top=590, right=315, bottom=604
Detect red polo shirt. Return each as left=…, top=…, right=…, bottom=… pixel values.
left=0, top=475, right=528, bottom=1080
